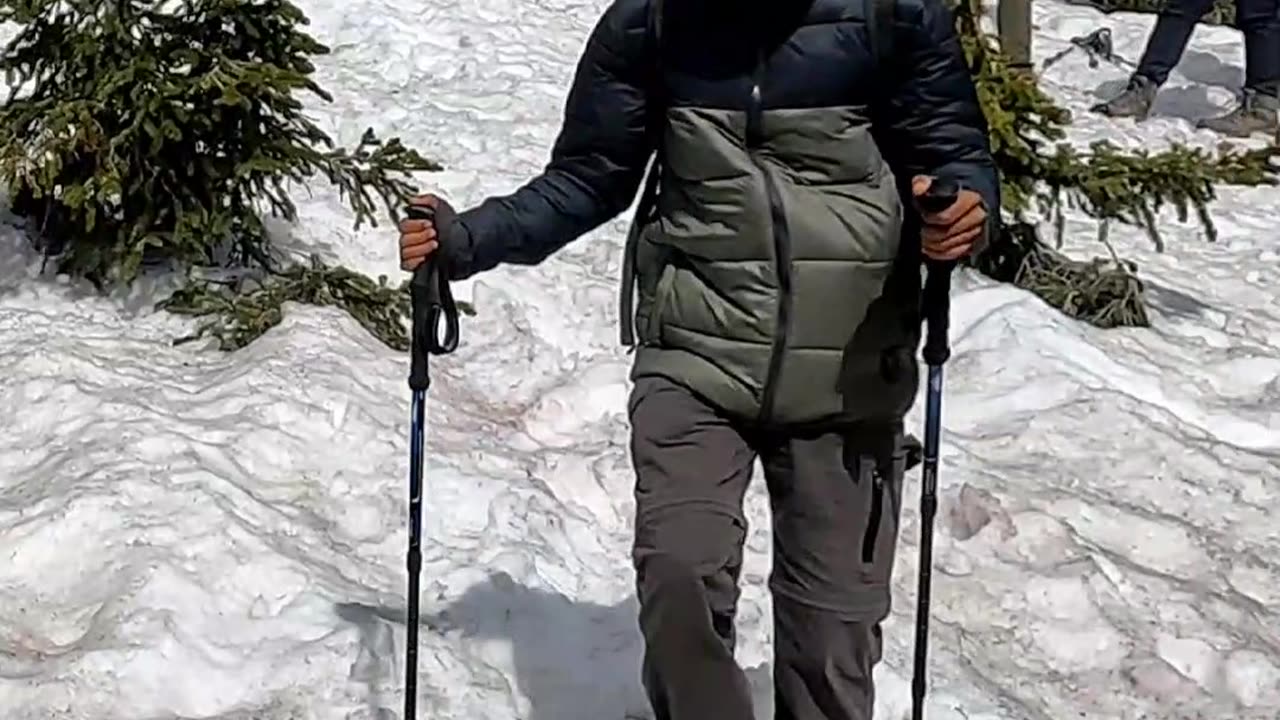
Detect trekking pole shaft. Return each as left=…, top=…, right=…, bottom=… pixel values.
left=402, top=202, right=461, bottom=719
left=403, top=205, right=435, bottom=720
left=910, top=176, right=961, bottom=719
left=911, top=364, right=943, bottom=720
left=405, top=389, right=426, bottom=719
left=911, top=272, right=949, bottom=720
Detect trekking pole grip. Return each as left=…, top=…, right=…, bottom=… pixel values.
left=405, top=205, right=461, bottom=392
left=921, top=263, right=953, bottom=367
left=915, top=178, right=963, bottom=368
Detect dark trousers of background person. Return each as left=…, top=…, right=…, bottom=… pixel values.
left=1135, top=0, right=1280, bottom=96
left=998, top=0, right=1033, bottom=71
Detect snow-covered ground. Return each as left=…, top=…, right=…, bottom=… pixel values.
left=1, top=1, right=1277, bottom=718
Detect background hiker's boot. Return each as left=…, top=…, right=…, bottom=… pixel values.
left=1090, top=75, right=1157, bottom=119
left=1196, top=89, right=1280, bottom=138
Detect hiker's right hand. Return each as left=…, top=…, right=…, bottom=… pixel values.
left=398, top=194, right=455, bottom=272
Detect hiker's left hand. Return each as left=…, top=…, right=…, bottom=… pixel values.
left=912, top=175, right=987, bottom=262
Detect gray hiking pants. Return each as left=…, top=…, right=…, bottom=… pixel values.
left=628, top=376, right=914, bottom=720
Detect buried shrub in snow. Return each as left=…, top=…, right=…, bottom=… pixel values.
left=0, top=0, right=447, bottom=349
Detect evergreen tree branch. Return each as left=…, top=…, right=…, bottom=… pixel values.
left=0, top=0, right=451, bottom=349
left=956, top=0, right=1279, bottom=327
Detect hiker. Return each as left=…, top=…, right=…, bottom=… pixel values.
left=1091, top=0, right=1280, bottom=136
left=397, top=0, right=999, bottom=717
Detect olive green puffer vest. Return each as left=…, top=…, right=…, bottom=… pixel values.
left=619, top=0, right=922, bottom=428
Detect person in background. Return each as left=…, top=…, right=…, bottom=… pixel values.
left=1091, top=0, right=1279, bottom=137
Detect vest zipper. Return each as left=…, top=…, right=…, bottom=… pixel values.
left=746, top=55, right=793, bottom=425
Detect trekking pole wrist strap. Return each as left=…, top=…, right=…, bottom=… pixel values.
left=406, top=206, right=461, bottom=391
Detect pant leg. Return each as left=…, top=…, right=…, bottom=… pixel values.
left=628, top=375, right=757, bottom=720
left=1238, top=0, right=1280, bottom=95
left=1134, top=0, right=1220, bottom=86
left=760, top=421, right=910, bottom=720
left=996, top=0, right=1033, bottom=69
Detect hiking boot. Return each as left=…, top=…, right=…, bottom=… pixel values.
left=1090, top=75, right=1157, bottom=119
left=1195, top=89, right=1280, bottom=138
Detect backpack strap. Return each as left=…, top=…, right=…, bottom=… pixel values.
left=866, top=0, right=897, bottom=68
left=867, top=0, right=903, bottom=141
left=619, top=0, right=665, bottom=348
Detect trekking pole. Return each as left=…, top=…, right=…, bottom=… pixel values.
left=1041, top=28, right=1134, bottom=71
left=910, top=178, right=963, bottom=720
left=403, top=204, right=460, bottom=720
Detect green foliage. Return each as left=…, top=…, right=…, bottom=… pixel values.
left=1033, top=140, right=1280, bottom=251
left=158, top=256, right=475, bottom=351
left=956, top=0, right=1279, bottom=327
left=0, top=0, right=440, bottom=347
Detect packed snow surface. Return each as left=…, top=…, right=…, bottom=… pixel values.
left=1, top=1, right=1277, bottom=718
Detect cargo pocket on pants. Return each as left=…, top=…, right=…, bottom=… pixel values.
left=854, top=439, right=910, bottom=611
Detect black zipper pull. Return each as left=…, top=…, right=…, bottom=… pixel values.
left=862, top=464, right=884, bottom=564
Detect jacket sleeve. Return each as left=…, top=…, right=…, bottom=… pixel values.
left=445, top=1, right=653, bottom=279
left=876, top=0, right=1001, bottom=251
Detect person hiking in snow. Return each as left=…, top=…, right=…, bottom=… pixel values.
left=1091, top=0, right=1279, bottom=136
left=397, top=0, right=999, bottom=717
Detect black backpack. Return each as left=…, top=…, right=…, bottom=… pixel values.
left=619, top=0, right=901, bottom=346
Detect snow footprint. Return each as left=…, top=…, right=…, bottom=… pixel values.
left=946, top=484, right=1015, bottom=542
